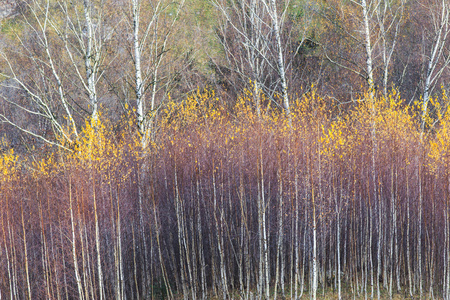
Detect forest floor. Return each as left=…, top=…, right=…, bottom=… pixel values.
left=173, top=290, right=434, bottom=300
left=281, top=290, right=436, bottom=299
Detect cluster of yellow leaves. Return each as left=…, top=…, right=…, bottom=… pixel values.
left=74, top=117, right=110, bottom=164
left=161, top=89, right=225, bottom=132
left=321, top=119, right=347, bottom=159
left=32, top=153, right=59, bottom=178
left=68, top=116, right=138, bottom=185
left=315, top=89, right=424, bottom=167
left=376, top=90, right=417, bottom=150
left=428, top=91, right=450, bottom=174
left=292, top=88, right=330, bottom=124
left=30, top=110, right=141, bottom=182
left=75, top=117, right=139, bottom=185
left=0, top=148, right=18, bottom=182
left=235, top=90, right=257, bottom=123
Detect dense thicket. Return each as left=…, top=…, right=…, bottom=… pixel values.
left=1, top=0, right=450, bottom=299
left=1, top=89, right=450, bottom=299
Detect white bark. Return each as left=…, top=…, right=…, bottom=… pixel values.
left=446, top=178, right=450, bottom=300
left=266, top=0, right=290, bottom=115
left=69, top=179, right=85, bottom=300
left=376, top=0, right=404, bottom=96
left=274, top=152, right=284, bottom=299
left=421, top=0, right=450, bottom=137
left=407, top=175, right=413, bottom=297
left=212, top=169, right=228, bottom=299
left=418, top=161, right=423, bottom=298
left=174, top=166, right=188, bottom=300
left=82, top=0, right=98, bottom=120
left=255, top=141, right=270, bottom=300
left=294, top=169, right=300, bottom=300
left=132, top=0, right=143, bottom=136
left=360, top=0, right=375, bottom=96
left=312, top=185, right=317, bottom=300
left=130, top=0, right=185, bottom=148
left=213, top=0, right=312, bottom=114
left=333, top=170, right=342, bottom=300
left=0, top=0, right=108, bottom=148
left=59, top=0, right=105, bottom=122
left=21, top=204, right=31, bottom=300
left=212, top=0, right=271, bottom=114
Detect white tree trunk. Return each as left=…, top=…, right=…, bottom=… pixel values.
left=82, top=0, right=98, bottom=121
left=361, top=0, right=375, bottom=95
left=69, top=180, right=85, bottom=300
left=268, top=0, right=290, bottom=116
left=132, top=0, right=145, bottom=143
left=312, top=186, right=317, bottom=300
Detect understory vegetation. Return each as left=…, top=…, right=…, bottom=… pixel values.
left=1, top=89, right=450, bottom=299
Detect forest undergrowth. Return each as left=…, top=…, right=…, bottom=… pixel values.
left=1, top=88, right=450, bottom=299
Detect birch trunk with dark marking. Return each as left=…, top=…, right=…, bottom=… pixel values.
left=174, top=166, right=188, bottom=300
left=274, top=150, right=284, bottom=299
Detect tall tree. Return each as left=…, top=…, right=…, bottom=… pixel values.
left=0, top=0, right=111, bottom=148
left=212, top=0, right=313, bottom=116
left=128, top=0, right=185, bottom=148
left=321, top=0, right=405, bottom=97
left=419, top=0, right=450, bottom=136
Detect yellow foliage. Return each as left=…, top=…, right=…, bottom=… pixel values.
left=70, top=115, right=138, bottom=179
left=0, top=148, right=18, bottom=182
left=3, top=86, right=450, bottom=188
left=321, top=118, right=348, bottom=159
left=161, top=88, right=224, bottom=132
left=428, top=92, right=450, bottom=174
left=292, top=88, right=331, bottom=124
left=32, top=153, right=59, bottom=178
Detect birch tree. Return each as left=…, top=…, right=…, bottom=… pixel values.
left=128, top=0, right=185, bottom=148
left=212, top=0, right=272, bottom=117
left=419, top=0, right=450, bottom=136
left=212, top=0, right=313, bottom=116
left=0, top=0, right=110, bottom=148
left=375, top=0, right=404, bottom=96
left=322, top=0, right=404, bottom=97
left=265, top=0, right=290, bottom=116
